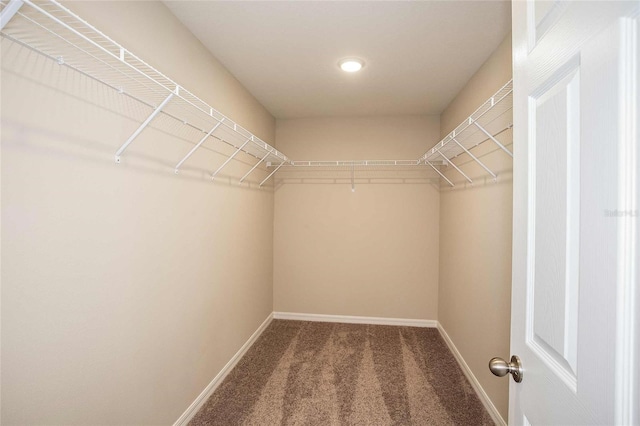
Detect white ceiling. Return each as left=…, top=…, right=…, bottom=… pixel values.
left=164, top=1, right=511, bottom=119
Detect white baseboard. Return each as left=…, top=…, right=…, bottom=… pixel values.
left=173, top=313, right=274, bottom=426
left=436, top=323, right=506, bottom=426
left=273, top=311, right=437, bottom=328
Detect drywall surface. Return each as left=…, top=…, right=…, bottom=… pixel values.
left=274, top=116, right=440, bottom=320
left=437, top=34, right=513, bottom=420
left=1, top=2, right=275, bottom=424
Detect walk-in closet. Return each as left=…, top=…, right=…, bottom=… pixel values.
left=2, top=1, right=637, bottom=425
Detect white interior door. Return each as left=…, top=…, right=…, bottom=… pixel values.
left=510, top=1, right=639, bottom=425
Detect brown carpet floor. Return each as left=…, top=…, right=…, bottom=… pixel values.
left=190, top=320, right=494, bottom=426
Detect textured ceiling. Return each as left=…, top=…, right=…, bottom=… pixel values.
left=164, top=1, right=511, bottom=119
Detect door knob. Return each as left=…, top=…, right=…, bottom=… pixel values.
left=489, top=355, right=523, bottom=383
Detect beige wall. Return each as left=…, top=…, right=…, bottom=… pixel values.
left=1, top=2, right=275, bottom=424
left=273, top=116, right=440, bottom=320
left=437, top=34, right=513, bottom=420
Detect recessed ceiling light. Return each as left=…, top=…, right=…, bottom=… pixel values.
left=339, top=58, right=364, bottom=73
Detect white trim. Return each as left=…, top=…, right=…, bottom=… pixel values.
left=437, top=323, right=507, bottom=426
left=173, top=313, right=274, bottom=426
left=615, top=14, right=639, bottom=426
left=272, top=311, right=437, bottom=328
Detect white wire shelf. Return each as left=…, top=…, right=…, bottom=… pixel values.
left=1, top=0, right=511, bottom=190
left=271, top=160, right=442, bottom=191
left=267, top=81, right=513, bottom=188
left=0, top=0, right=289, bottom=185
left=420, top=80, right=513, bottom=185
left=282, top=160, right=423, bottom=167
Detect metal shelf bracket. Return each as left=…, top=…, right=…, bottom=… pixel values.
left=436, top=149, right=473, bottom=185
left=351, top=163, right=355, bottom=192
left=452, top=137, right=497, bottom=182
left=115, top=91, right=175, bottom=163
left=0, top=0, right=24, bottom=31
left=425, top=160, right=455, bottom=187
left=240, top=151, right=270, bottom=183
left=174, top=120, right=224, bottom=174
left=260, top=161, right=286, bottom=187
left=211, top=138, right=251, bottom=179
left=472, top=120, right=513, bottom=158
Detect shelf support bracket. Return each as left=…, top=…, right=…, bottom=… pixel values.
left=436, top=150, right=473, bottom=185
left=174, top=120, right=224, bottom=174
left=0, top=0, right=24, bottom=31
left=239, top=151, right=270, bottom=183
left=472, top=121, right=513, bottom=157
left=351, top=163, right=355, bottom=192
left=115, top=92, right=174, bottom=163
left=211, top=138, right=251, bottom=179
left=452, top=137, right=497, bottom=182
left=425, top=160, right=455, bottom=187
left=260, top=161, right=286, bottom=187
